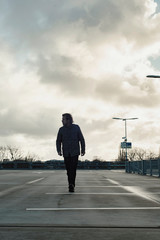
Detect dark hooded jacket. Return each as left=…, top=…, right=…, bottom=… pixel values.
left=56, top=124, right=85, bottom=157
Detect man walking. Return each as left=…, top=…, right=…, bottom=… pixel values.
left=56, top=113, right=85, bottom=192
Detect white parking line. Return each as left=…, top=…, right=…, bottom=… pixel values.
left=103, top=179, right=160, bottom=204
left=42, top=185, right=123, bottom=188
left=75, top=186, right=122, bottom=187
left=26, top=207, right=160, bottom=211
left=46, top=193, right=135, bottom=195
left=107, top=179, right=120, bottom=185
left=26, top=178, right=44, bottom=184
left=110, top=170, right=125, bottom=173
left=123, top=186, right=160, bottom=204
left=77, top=180, right=108, bottom=182
left=0, top=186, right=23, bottom=197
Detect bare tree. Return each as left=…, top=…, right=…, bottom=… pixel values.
left=135, top=148, right=146, bottom=161
left=146, top=150, right=157, bottom=160
left=24, top=152, right=39, bottom=162
left=7, top=145, right=23, bottom=161
left=117, top=148, right=126, bottom=162
left=126, top=148, right=146, bottom=161
left=127, top=148, right=158, bottom=161
left=127, top=149, right=137, bottom=161
left=117, top=146, right=158, bottom=162
left=0, top=146, right=8, bottom=162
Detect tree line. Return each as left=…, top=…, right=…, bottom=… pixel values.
left=1, top=145, right=158, bottom=163
left=118, top=147, right=159, bottom=162
left=0, top=145, right=39, bottom=162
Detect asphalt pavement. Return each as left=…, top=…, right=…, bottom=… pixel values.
left=0, top=169, right=160, bottom=239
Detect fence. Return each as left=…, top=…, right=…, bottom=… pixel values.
left=125, top=159, right=160, bottom=177
left=0, top=161, right=126, bottom=170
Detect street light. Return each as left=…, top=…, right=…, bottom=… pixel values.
left=146, top=75, right=160, bottom=78
left=146, top=74, right=160, bottom=162
left=112, top=117, right=138, bottom=161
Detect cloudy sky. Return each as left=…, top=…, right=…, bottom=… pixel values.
left=1, top=0, right=160, bottom=161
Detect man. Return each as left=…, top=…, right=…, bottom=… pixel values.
left=56, top=113, right=85, bottom=192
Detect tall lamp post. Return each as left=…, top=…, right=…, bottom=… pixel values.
left=112, top=117, right=138, bottom=161
left=146, top=75, right=160, bottom=78
left=146, top=74, right=160, bottom=163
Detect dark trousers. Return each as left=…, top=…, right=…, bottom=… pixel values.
left=64, top=154, right=78, bottom=186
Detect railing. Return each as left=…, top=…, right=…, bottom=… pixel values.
left=125, top=159, right=160, bottom=177
left=0, top=161, right=126, bottom=170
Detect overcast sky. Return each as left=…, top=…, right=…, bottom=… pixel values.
left=1, top=0, right=160, bottom=161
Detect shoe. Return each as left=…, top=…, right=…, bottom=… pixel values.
left=69, top=184, right=74, bottom=192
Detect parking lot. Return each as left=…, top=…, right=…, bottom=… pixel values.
left=0, top=169, right=160, bottom=239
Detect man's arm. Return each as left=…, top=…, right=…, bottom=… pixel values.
left=56, top=128, right=62, bottom=156
left=78, top=126, right=85, bottom=156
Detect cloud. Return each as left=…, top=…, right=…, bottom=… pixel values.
left=0, top=106, right=59, bottom=137
left=0, top=0, right=158, bottom=50
left=95, top=72, right=160, bottom=108
left=34, top=55, right=95, bottom=96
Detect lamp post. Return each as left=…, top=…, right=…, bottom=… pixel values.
left=147, top=75, right=160, bottom=170
left=146, top=75, right=160, bottom=78
left=112, top=117, right=138, bottom=162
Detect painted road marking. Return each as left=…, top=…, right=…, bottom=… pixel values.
left=46, top=193, right=135, bottom=195
left=107, top=179, right=120, bottom=185
left=111, top=170, right=125, bottom=173
left=73, top=186, right=122, bottom=187
left=44, top=186, right=124, bottom=187
left=26, top=207, right=160, bottom=211
left=100, top=178, right=160, bottom=204
left=0, top=186, right=24, bottom=197
left=26, top=185, right=123, bottom=187
left=123, top=186, right=160, bottom=204
left=104, top=179, right=160, bottom=204
left=77, top=180, right=109, bottom=182
left=26, top=178, right=44, bottom=184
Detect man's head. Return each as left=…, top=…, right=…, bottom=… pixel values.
left=62, top=113, right=73, bottom=126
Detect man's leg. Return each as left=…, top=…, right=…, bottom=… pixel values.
left=64, top=155, right=78, bottom=192
left=70, top=155, right=78, bottom=187
left=64, top=155, right=72, bottom=186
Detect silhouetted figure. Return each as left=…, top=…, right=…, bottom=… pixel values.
left=56, top=113, right=85, bottom=192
